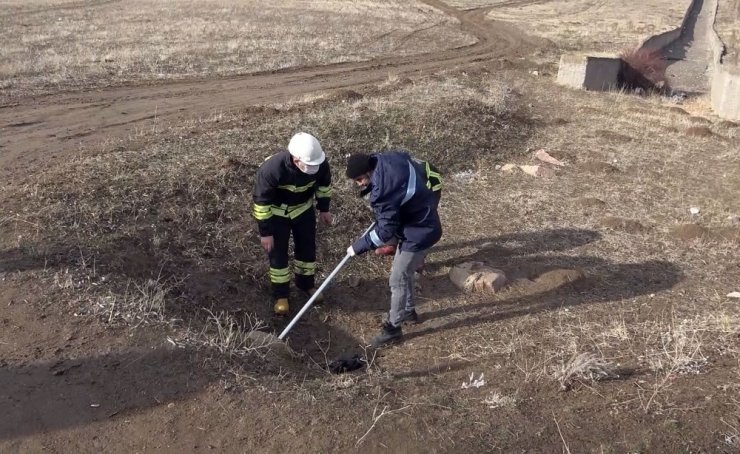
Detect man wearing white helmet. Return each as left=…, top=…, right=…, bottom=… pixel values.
left=253, top=132, right=333, bottom=316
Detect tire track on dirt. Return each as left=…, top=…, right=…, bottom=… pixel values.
left=0, top=0, right=547, bottom=179
left=0, top=0, right=122, bottom=17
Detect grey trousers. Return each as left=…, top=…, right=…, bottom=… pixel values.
left=388, top=248, right=427, bottom=327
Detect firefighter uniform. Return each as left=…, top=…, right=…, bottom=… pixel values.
left=253, top=151, right=332, bottom=302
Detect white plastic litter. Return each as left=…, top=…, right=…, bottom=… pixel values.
left=461, top=372, right=486, bottom=389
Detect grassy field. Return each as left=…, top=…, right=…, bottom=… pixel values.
left=1, top=0, right=740, bottom=451
left=449, top=0, right=692, bottom=53
left=2, top=66, right=740, bottom=450
left=0, top=0, right=474, bottom=97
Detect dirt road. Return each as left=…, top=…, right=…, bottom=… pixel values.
left=0, top=0, right=545, bottom=181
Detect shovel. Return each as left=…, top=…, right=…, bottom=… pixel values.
left=277, top=221, right=376, bottom=340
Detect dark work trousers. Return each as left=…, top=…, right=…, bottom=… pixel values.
left=268, top=209, right=316, bottom=300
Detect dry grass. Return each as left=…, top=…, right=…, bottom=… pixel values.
left=0, top=0, right=474, bottom=98
left=2, top=63, right=740, bottom=449
left=465, top=0, right=692, bottom=53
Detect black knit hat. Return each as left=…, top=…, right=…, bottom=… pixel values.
left=345, top=153, right=373, bottom=179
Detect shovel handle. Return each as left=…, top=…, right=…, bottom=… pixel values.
left=277, top=221, right=376, bottom=340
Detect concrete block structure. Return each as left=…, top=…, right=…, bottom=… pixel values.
left=556, top=54, right=622, bottom=91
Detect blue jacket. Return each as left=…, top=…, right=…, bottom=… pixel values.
left=353, top=151, right=442, bottom=254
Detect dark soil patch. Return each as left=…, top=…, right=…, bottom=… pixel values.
left=670, top=223, right=709, bottom=241
left=718, top=120, right=738, bottom=128
left=685, top=126, right=713, bottom=137
left=600, top=216, right=647, bottom=233
left=581, top=161, right=621, bottom=174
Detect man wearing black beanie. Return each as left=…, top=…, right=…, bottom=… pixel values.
left=346, top=150, right=442, bottom=347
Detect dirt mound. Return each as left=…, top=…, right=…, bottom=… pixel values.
left=685, top=126, right=713, bottom=137
left=670, top=223, right=709, bottom=241
left=330, top=89, right=364, bottom=103
left=580, top=161, right=620, bottom=174
left=534, top=268, right=585, bottom=288
left=600, top=216, right=647, bottom=233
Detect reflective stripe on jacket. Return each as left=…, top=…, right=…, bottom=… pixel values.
left=352, top=151, right=442, bottom=254
left=252, top=151, right=331, bottom=236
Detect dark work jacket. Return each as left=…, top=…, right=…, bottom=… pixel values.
left=252, top=151, right=331, bottom=236
left=352, top=151, right=442, bottom=254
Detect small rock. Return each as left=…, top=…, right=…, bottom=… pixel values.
left=690, top=207, right=700, bottom=216
left=450, top=262, right=507, bottom=293
left=347, top=275, right=361, bottom=288
left=534, top=149, right=566, bottom=167
left=530, top=70, right=539, bottom=76
left=168, top=402, right=175, bottom=408
left=727, top=292, right=740, bottom=299
left=500, top=163, right=518, bottom=172
left=519, top=165, right=556, bottom=178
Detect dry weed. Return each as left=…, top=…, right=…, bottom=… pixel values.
left=555, top=352, right=618, bottom=391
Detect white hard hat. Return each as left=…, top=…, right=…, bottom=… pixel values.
left=288, top=132, right=325, bottom=166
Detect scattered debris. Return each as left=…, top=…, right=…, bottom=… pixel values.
left=534, top=149, right=566, bottom=167
left=483, top=391, right=517, bottom=409
left=462, top=372, right=486, bottom=389
left=450, top=262, right=507, bottom=293
left=451, top=170, right=476, bottom=184
left=328, top=354, right=367, bottom=374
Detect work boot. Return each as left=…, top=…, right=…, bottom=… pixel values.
left=371, top=322, right=403, bottom=348
left=400, top=309, right=420, bottom=325
left=305, top=287, right=325, bottom=305
left=273, top=298, right=290, bottom=316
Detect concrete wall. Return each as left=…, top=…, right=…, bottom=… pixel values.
left=556, top=54, right=621, bottom=91
left=637, top=0, right=697, bottom=51
left=708, top=0, right=740, bottom=120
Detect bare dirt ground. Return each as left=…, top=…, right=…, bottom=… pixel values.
left=2, top=0, right=740, bottom=453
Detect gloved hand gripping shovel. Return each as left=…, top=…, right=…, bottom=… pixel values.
left=278, top=222, right=376, bottom=340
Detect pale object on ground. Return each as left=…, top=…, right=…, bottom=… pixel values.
left=449, top=262, right=507, bottom=292
left=519, top=164, right=556, bottom=178
left=728, top=292, right=740, bottom=299
left=461, top=372, right=486, bottom=389
left=500, top=163, right=518, bottom=172
left=534, top=149, right=566, bottom=166
left=690, top=207, right=700, bottom=215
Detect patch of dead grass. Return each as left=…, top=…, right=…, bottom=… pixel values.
left=0, top=0, right=474, bottom=98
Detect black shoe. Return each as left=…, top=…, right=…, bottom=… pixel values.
left=400, top=309, right=420, bottom=325
left=371, top=322, right=403, bottom=348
